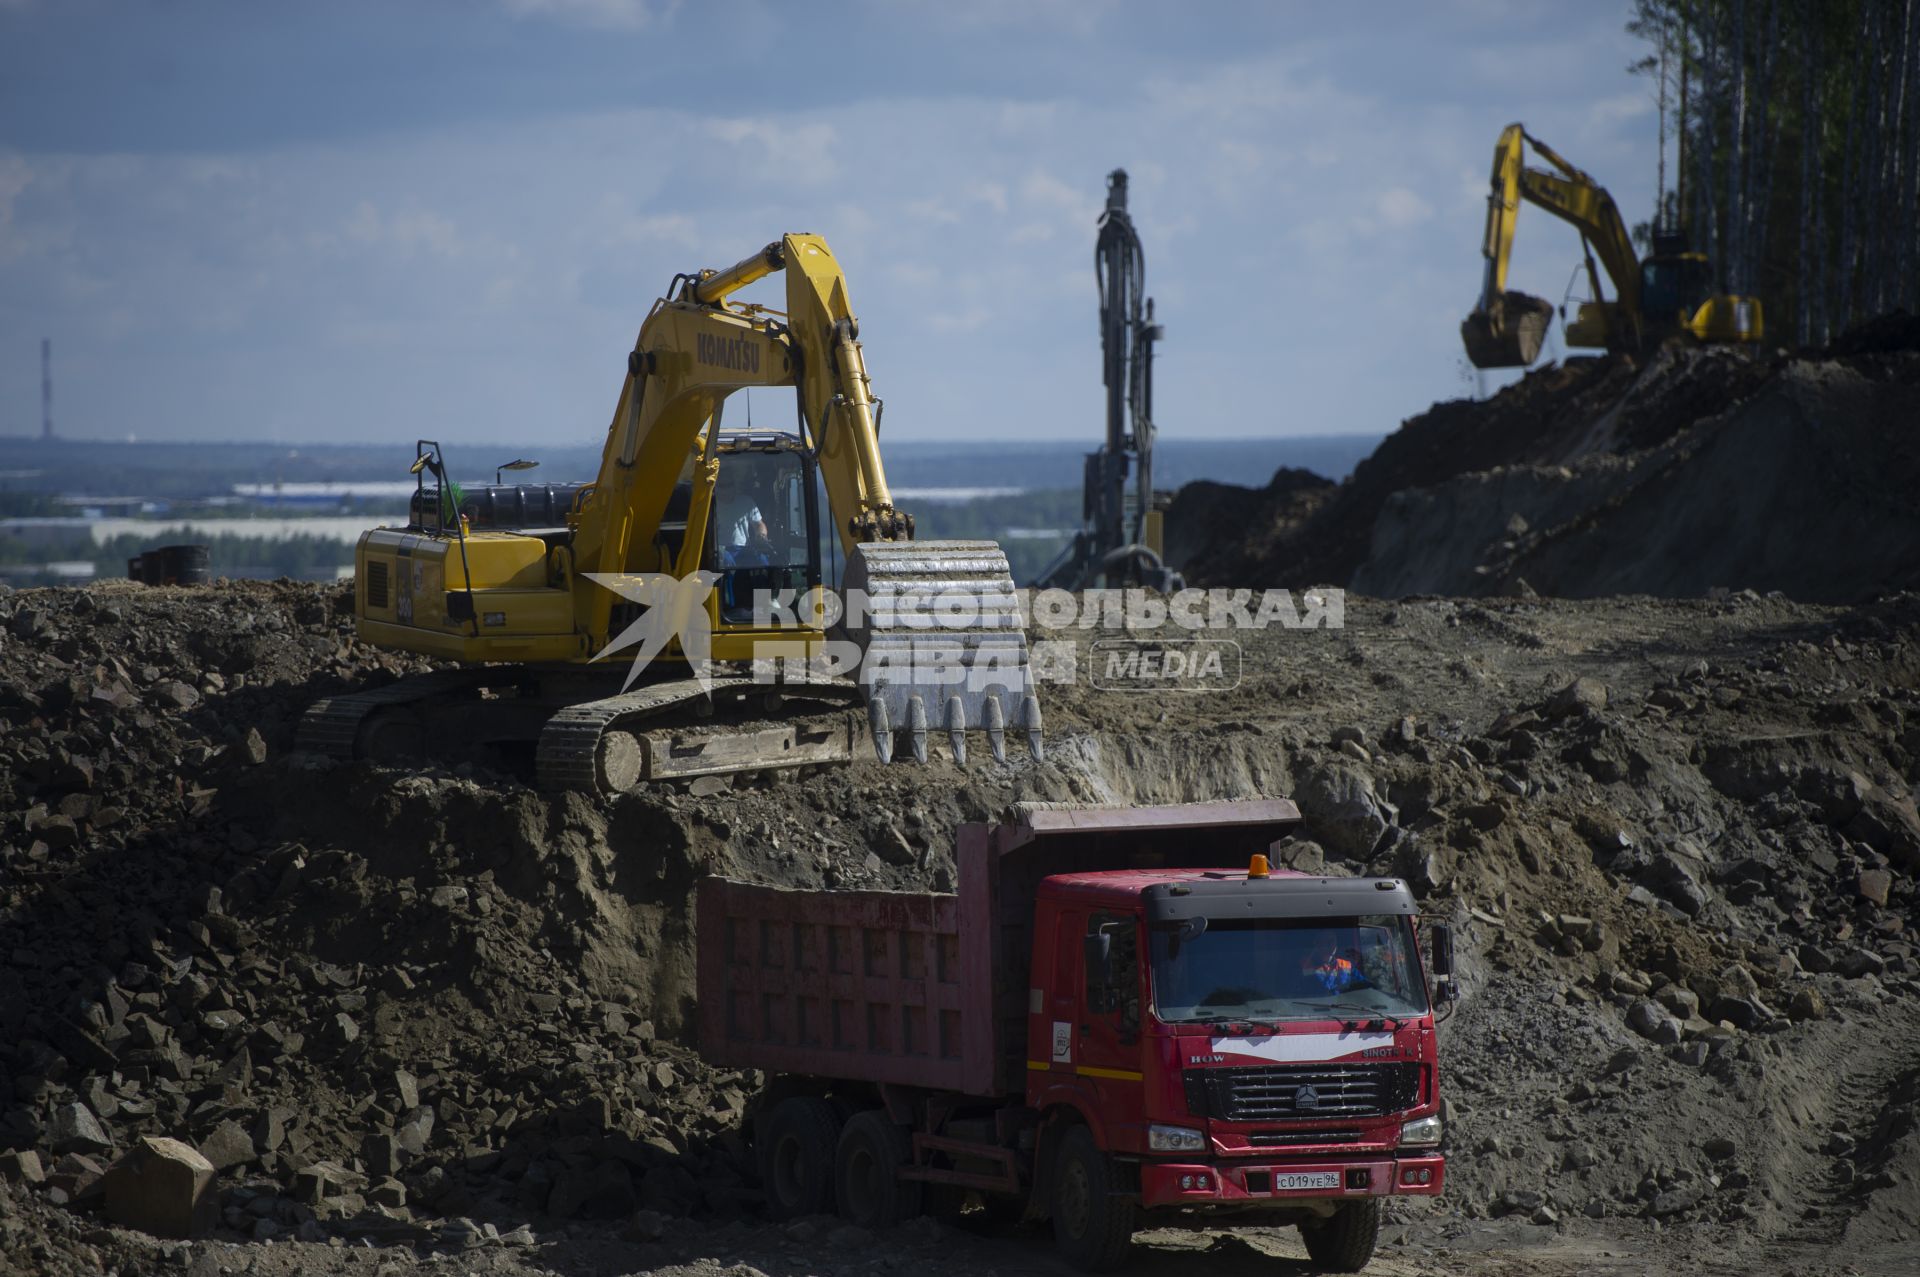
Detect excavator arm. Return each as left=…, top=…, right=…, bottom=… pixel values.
left=572, top=233, right=1037, bottom=765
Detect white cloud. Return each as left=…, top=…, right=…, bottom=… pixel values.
left=0, top=15, right=1664, bottom=446
left=1377, top=187, right=1433, bottom=228
left=498, top=0, right=667, bottom=31
left=889, top=261, right=939, bottom=288
left=928, top=305, right=991, bottom=333
left=0, top=152, right=32, bottom=237
left=1589, top=90, right=1654, bottom=129
left=870, top=0, right=1116, bottom=37
left=344, top=202, right=477, bottom=259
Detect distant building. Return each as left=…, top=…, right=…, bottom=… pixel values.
left=0, top=560, right=95, bottom=585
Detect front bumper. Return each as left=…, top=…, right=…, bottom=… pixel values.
left=1138, top=1154, right=1445, bottom=1209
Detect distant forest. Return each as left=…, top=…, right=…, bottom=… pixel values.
left=1628, top=0, right=1920, bottom=343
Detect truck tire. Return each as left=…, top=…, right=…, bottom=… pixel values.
left=759, top=1097, right=842, bottom=1220
left=1049, top=1126, right=1135, bottom=1272
left=834, top=1110, right=923, bottom=1228
left=1299, top=1199, right=1382, bottom=1272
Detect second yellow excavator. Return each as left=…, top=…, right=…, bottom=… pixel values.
left=300, top=234, right=1039, bottom=793
left=1462, top=123, right=1764, bottom=369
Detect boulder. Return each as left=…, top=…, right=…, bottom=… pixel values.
left=1848, top=788, right=1920, bottom=869
left=102, top=1136, right=218, bottom=1238
left=0, top=1149, right=45, bottom=1184
left=1627, top=999, right=1683, bottom=1045
left=1294, top=763, right=1396, bottom=861
left=1549, top=677, right=1609, bottom=717
left=199, top=1119, right=255, bottom=1172
left=49, top=1101, right=113, bottom=1154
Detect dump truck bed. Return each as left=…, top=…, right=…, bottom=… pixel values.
left=695, top=799, right=1302, bottom=1098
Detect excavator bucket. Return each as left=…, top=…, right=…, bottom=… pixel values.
left=841, top=539, right=1039, bottom=766
left=1462, top=291, right=1555, bottom=369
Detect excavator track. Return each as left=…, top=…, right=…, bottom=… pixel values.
left=297, top=668, right=509, bottom=761
left=304, top=669, right=858, bottom=796
left=843, top=539, right=1039, bottom=766
left=534, top=675, right=781, bottom=794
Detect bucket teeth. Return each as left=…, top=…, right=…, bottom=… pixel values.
left=1022, top=694, right=1044, bottom=762
left=945, top=696, right=967, bottom=767
left=984, top=696, right=1007, bottom=765
left=843, top=539, right=1040, bottom=768
left=869, top=698, right=893, bottom=765
left=907, top=695, right=929, bottom=765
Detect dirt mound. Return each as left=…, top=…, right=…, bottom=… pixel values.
left=1163, top=467, right=1335, bottom=586
left=3, top=581, right=1918, bottom=1275
left=1175, top=328, right=1919, bottom=604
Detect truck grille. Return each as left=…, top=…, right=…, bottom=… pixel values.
left=1247, top=1129, right=1366, bottom=1147
left=1186, top=1063, right=1420, bottom=1121
left=365, top=560, right=389, bottom=609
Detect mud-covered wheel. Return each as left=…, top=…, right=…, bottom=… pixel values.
left=758, top=1097, right=842, bottom=1219
left=1050, top=1126, right=1134, bottom=1272
left=358, top=707, right=425, bottom=763
left=1300, top=1198, right=1381, bottom=1272
left=834, top=1110, right=922, bottom=1228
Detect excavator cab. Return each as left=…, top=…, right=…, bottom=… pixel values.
left=703, top=435, right=819, bottom=626
left=1639, top=248, right=1716, bottom=325
left=1641, top=234, right=1765, bottom=347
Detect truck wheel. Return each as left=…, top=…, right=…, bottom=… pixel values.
left=1049, top=1126, right=1135, bottom=1272
left=835, top=1111, right=923, bottom=1228
left=1299, top=1199, right=1382, bottom=1272
left=759, top=1097, right=842, bottom=1219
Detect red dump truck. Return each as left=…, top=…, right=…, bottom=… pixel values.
left=695, top=800, right=1454, bottom=1272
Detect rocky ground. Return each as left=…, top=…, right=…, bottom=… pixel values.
left=1, top=579, right=1917, bottom=1276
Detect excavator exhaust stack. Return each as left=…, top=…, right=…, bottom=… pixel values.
left=1462, top=290, right=1555, bottom=369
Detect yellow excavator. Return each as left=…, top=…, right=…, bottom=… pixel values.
left=300, top=234, right=1039, bottom=793
left=1462, top=122, right=1764, bottom=368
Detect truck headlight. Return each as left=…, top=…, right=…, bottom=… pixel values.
left=1399, top=1115, right=1443, bottom=1148
left=1148, top=1124, right=1207, bottom=1153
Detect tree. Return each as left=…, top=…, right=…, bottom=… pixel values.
left=1628, top=0, right=1920, bottom=340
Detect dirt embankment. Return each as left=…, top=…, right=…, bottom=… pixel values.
left=1, top=580, right=1918, bottom=1275
left=1173, top=316, right=1920, bottom=603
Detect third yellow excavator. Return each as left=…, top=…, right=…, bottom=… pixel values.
left=1462, top=122, right=1764, bottom=369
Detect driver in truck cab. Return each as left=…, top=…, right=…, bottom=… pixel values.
left=1298, top=927, right=1364, bottom=994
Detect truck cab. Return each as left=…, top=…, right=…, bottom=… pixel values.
left=1027, top=866, right=1445, bottom=1219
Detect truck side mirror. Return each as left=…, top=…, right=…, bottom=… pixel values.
left=1429, top=923, right=1455, bottom=977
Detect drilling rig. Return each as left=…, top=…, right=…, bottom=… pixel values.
left=1036, top=170, right=1180, bottom=593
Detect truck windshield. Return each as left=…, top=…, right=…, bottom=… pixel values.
left=1149, top=915, right=1428, bottom=1023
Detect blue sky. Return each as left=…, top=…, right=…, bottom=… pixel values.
left=0, top=0, right=1660, bottom=448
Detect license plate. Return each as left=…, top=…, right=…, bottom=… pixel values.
left=1271, top=1171, right=1341, bottom=1191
